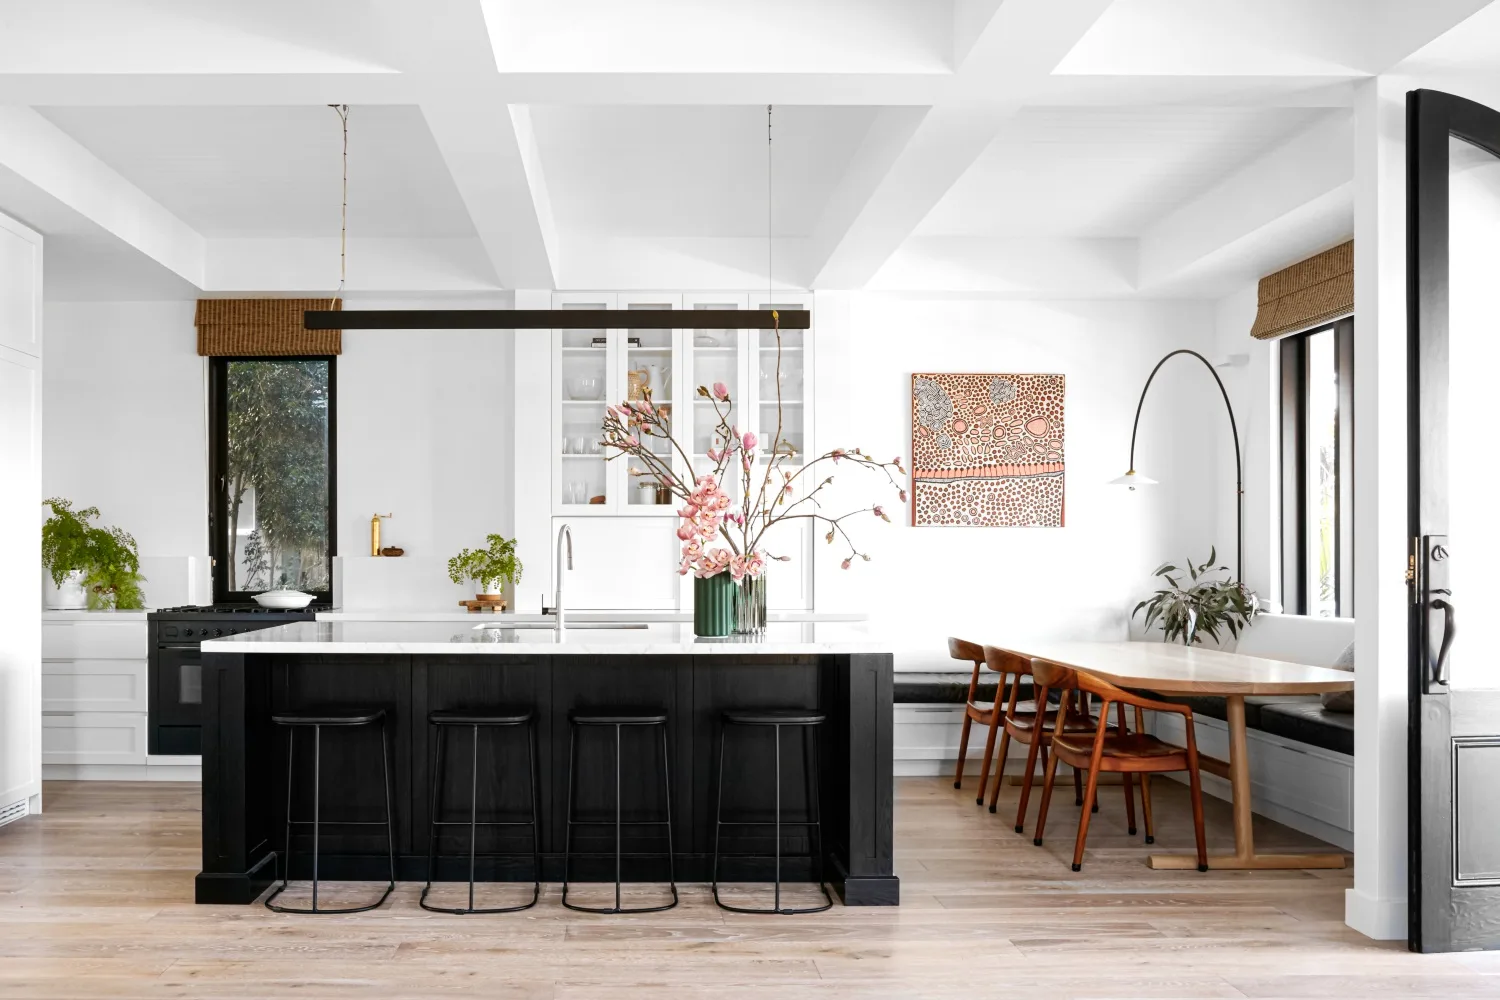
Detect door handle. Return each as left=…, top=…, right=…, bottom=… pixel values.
left=1431, top=592, right=1456, bottom=687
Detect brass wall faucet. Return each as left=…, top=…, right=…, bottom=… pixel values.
left=370, top=513, right=392, bottom=556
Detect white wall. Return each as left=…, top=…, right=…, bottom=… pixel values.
left=42, top=294, right=517, bottom=610
left=813, top=292, right=1224, bottom=668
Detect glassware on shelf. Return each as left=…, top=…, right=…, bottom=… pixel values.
left=560, top=436, right=572, bottom=455
left=571, top=435, right=588, bottom=455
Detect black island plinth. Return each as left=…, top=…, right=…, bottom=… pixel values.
left=196, top=621, right=897, bottom=906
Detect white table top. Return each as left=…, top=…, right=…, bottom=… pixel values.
left=202, top=620, right=886, bottom=656
left=986, top=640, right=1354, bottom=695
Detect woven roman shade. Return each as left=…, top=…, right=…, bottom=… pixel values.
left=1249, top=241, right=1353, bottom=340
left=195, top=298, right=342, bottom=356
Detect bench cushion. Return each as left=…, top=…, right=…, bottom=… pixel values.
left=1150, top=694, right=1319, bottom=728
left=1258, top=701, right=1355, bottom=756
left=894, top=672, right=1033, bottom=705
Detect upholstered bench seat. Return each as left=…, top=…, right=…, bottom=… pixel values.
left=893, top=672, right=1034, bottom=706
left=1257, top=700, right=1355, bottom=756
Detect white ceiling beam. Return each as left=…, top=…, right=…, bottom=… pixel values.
left=807, top=0, right=1117, bottom=289
left=1138, top=113, right=1354, bottom=296
left=0, top=106, right=204, bottom=287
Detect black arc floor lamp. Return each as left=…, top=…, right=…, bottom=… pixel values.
left=1110, top=348, right=1244, bottom=582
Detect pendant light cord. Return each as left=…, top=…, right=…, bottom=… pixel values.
left=767, top=104, right=773, bottom=301
left=329, top=104, right=349, bottom=310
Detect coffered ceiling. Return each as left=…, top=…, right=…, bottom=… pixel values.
left=0, top=0, right=1494, bottom=299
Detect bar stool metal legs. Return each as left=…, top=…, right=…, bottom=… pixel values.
left=265, top=709, right=396, bottom=914
left=562, top=714, right=678, bottom=914
left=712, top=711, right=833, bottom=915
left=420, top=712, right=541, bottom=914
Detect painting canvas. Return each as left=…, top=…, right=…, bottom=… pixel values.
left=910, top=373, right=1065, bottom=527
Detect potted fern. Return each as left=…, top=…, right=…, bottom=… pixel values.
left=447, top=534, right=523, bottom=606
left=1132, top=548, right=1258, bottom=646
left=40, top=498, right=147, bottom=610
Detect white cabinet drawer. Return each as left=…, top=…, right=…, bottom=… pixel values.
left=42, top=660, right=148, bottom=713
left=42, top=713, right=147, bottom=766
left=893, top=704, right=988, bottom=759
left=43, top=622, right=148, bottom=660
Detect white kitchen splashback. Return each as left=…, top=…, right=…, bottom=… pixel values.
left=337, top=555, right=478, bottom=612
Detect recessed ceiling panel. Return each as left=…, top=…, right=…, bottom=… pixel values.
left=482, top=0, right=952, bottom=73
left=916, top=106, right=1333, bottom=239
left=530, top=105, right=883, bottom=238
left=34, top=106, right=475, bottom=239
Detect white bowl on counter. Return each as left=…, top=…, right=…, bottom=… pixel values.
left=253, top=590, right=316, bottom=609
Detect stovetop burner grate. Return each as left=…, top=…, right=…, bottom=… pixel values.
left=152, top=604, right=333, bottom=615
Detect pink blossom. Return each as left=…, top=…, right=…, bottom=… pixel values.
left=626, top=435, right=639, bottom=448
left=676, top=523, right=698, bottom=542
left=873, top=505, right=889, bottom=523
left=831, top=448, right=845, bottom=464
left=898, top=489, right=908, bottom=503
left=840, top=558, right=852, bottom=570
left=712, top=382, right=730, bottom=401
left=742, top=431, right=757, bottom=452
left=706, top=448, right=720, bottom=463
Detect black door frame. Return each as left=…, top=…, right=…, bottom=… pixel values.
left=1406, top=87, right=1500, bottom=953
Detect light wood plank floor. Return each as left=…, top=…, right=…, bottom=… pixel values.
left=0, top=778, right=1492, bottom=998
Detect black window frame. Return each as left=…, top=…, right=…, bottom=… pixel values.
left=208, top=355, right=338, bottom=604
left=1279, top=317, right=1354, bottom=617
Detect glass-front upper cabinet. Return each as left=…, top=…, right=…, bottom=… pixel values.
left=551, top=293, right=686, bottom=515
left=683, top=294, right=747, bottom=499
left=619, top=294, right=683, bottom=513
left=553, top=294, right=614, bottom=511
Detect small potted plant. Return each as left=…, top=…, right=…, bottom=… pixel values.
left=447, top=534, right=523, bottom=606
left=1133, top=548, right=1258, bottom=646
left=40, top=498, right=147, bottom=610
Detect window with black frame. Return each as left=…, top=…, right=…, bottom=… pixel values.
left=1279, top=318, right=1353, bottom=617
left=209, top=356, right=336, bottom=602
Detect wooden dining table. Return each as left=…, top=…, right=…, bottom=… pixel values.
left=988, top=639, right=1354, bottom=871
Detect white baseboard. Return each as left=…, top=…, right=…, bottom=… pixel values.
left=44, top=763, right=201, bottom=782
left=1346, top=887, right=1408, bottom=941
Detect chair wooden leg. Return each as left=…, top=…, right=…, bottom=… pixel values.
left=1032, top=745, right=1063, bottom=847
left=974, top=714, right=1001, bottom=805
left=1122, top=771, right=1137, bottom=837
left=1009, top=735, right=1040, bottom=830
left=1070, top=763, right=1103, bottom=872
left=1072, top=764, right=1083, bottom=806
left=953, top=710, right=973, bottom=790
left=1187, top=763, right=1208, bottom=871
left=1140, top=774, right=1155, bottom=844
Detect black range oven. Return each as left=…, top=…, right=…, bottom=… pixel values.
left=147, top=604, right=329, bottom=755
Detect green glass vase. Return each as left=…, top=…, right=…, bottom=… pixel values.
left=693, top=573, right=737, bottom=637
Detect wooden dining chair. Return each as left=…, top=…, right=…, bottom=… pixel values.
left=1029, top=657, right=1208, bottom=873
left=981, top=645, right=1088, bottom=827
left=948, top=637, right=1003, bottom=803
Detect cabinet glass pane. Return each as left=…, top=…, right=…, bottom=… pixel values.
left=625, top=303, right=676, bottom=508
left=559, top=302, right=608, bottom=507
left=690, top=305, right=741, bottom=496
left=757, top=304, right=805, bottom=467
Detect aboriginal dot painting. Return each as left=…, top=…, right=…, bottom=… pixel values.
left=910, top=373, right=1065, bottom=527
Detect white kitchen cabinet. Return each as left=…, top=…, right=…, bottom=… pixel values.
left=530, top=290, right=816, bottom=613
left=0, top=211, right=41, bottom=826
left=41, top=713, right=148, bottom=766
left=41, top=617, right=150, bottom=772
left=0, top=213, right=42, bottom=357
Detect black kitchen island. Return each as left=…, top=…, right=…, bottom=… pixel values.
left=196, top=621, right=897, bottom=906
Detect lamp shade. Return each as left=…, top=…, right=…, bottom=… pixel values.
left=1108, top=470, right=1158, bottom=490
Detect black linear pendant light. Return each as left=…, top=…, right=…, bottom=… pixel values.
left=303, top=104, right=808, bottom=333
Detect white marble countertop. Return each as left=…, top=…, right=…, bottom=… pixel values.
left=202, top=620, right=885, bottom=655
left=315, top=610, right=868, bottom=624
left=43, top=609, right=149, bottom=622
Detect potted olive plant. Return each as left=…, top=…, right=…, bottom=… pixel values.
left=40, top=498, right=147, bottom=610
left=447, top=534, right=523, bottom=605
left=1133, top=548, right=1258, bottom=646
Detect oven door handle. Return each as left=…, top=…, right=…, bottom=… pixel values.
left=158, top=644, right=205, bottom=652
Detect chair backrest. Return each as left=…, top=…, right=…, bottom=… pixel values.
left=982, top=644, right=1030, bottom=677
left=1029, top=657, right=1075, bottom=692
left=948, top=636, right=984, bottom=665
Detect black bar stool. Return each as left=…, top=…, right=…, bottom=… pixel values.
left=562, top=708, right=678, bottom=914
left=265, top=707, right=395, bottom=914
left=712, top=709, right=833, bottom=915
left=421, top=707, right=541, bottom=914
